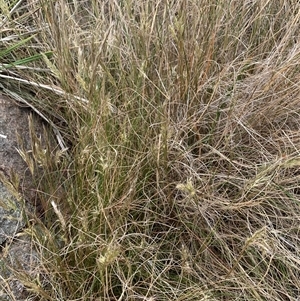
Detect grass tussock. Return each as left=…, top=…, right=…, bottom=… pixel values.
left=1, top=0, right=300, bottom=300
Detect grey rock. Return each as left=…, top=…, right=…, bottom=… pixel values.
left=0, top=94, right=31, bottom=246
left=0, top=235, right=40, bottom=301
left=0, top=94, right=48, bottom=300
left=0, top=182, right=25, bottom=245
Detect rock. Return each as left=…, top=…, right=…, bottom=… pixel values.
left=0, top=181, right=24, bottom=245
left=0, top=94, right=32, bottom=244
left=0, top=95, right=31, bottom=176
left=0, top=94, right=45, bottom=300
left=0, top=235, right=40, bottom=301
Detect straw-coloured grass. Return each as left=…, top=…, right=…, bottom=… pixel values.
left=1, top=0, right=300, bottom=300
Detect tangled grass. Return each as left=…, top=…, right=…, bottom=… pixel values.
left=1, top=0, right=300, bottom=300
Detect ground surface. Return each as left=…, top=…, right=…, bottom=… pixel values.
left=0, top=94, right=32, bottom=193
left=0, top=94, right=42, bottom=300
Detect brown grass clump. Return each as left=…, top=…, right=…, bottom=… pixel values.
left=1, top=0, right=300, bottom=300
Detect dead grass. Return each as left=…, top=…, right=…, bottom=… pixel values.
left=1, top=0, right=300, bottom=300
